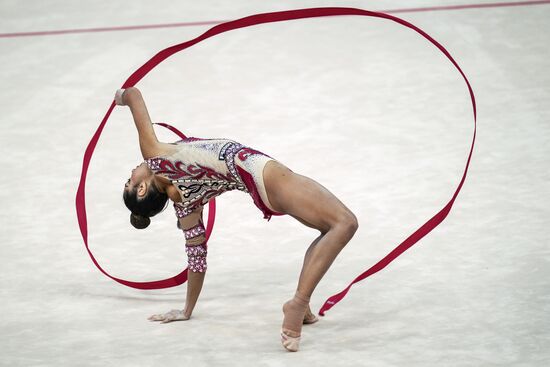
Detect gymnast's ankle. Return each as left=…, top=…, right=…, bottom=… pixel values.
left=282, top=291, right=310, bottom=337
left=293, top=290, right=310, bottom=306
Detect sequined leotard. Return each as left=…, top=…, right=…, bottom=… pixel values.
left=144, top=137, right=285, bottom=221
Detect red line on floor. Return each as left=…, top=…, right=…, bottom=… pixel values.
left=380, top=0, right=550, bottom=13
left=0, top=20, right=227, bottom=38
left=1, top=0, right=549, bottom=38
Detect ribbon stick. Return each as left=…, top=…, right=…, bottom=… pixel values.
left=75, top=8, right=476, bottom=307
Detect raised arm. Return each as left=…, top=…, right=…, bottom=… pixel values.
left=115, top=87, right=162, bottom=159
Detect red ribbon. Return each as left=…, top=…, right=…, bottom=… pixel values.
left=75, top=7, right=476, bottom=313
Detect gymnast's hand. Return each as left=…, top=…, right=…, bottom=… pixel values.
left=114, top=87, right=140, bottom=106
left=148, top=309, right=191, bottom=323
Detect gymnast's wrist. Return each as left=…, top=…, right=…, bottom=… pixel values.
left=123, top=87, right=141, bottom=103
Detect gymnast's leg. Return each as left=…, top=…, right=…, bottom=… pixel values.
left=294, top=230, right=323, bottom=324
left=263, top=161, right=359, bottom=351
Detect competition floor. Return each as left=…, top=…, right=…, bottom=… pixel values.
left=1, top=1, right=549, bottom=366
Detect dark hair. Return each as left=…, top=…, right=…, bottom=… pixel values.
left=123, top=180, right=168, bottom=229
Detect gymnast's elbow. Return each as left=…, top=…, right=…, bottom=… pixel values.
left=185, top=236, right=208, bottom=274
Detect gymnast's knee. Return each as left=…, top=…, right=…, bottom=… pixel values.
left=334, top=211, right=359, bottom=240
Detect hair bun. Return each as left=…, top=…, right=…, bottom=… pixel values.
left=130, top=213, right=151, bottom=229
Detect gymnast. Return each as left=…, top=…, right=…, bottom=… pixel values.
left=116, top=87, right=359, bottom=352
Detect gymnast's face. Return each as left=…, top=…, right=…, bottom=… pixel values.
left=124, top=162, right=153, bottom=198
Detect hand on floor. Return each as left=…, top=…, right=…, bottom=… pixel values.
left=148, top=309, right=190, bottom=323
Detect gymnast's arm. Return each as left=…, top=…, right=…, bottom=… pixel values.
left=177, top=204, right=207, bottom=319
left=115, top=87, right=162, bottom=159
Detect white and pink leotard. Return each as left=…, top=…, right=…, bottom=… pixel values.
left=144, top=136, right=285, bottom=221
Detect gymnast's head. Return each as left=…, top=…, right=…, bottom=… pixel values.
left=123, top=162, right=168, bottom=229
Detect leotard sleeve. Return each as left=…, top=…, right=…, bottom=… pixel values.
left=174, top=202, right=207, bottom=273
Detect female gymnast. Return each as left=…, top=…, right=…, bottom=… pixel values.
left=117, top=87, right=359, bottom=352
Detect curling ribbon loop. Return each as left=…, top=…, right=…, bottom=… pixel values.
left=75, top=8, right=476, bottom=309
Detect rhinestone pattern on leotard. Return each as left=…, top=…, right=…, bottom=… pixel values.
left=219, top=141, right=247, bottom=187
left=185, top=243, right=207, bottom=272
left=184, top=223, right=206, bottom=240
left=173, top=202, right=197, bottom=218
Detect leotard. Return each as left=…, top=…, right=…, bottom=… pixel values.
left=144, top=137, right=286, bottom=222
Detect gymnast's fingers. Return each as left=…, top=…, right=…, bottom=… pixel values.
left=160, top=313, right=176, bottom=324
left=148, top=313, right=165, bottom=322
